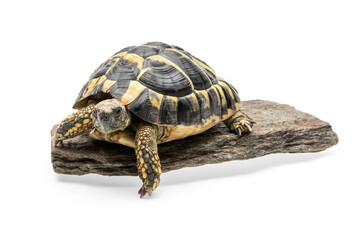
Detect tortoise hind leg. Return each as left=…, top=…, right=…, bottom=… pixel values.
left=135, top=122, right=162, bottom=198
left=53, top=104, right=95, bottom=146
left=224, top=110, right=255, bottom=136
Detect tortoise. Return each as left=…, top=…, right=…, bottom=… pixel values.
left=54, top=42, right=255, bottom=198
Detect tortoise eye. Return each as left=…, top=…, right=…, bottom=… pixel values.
left=92, top=109, right=97, bottom=118
left=115, top=108, right=122, bottom=117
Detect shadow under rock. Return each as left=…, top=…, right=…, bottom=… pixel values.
left=162, top=150, right=334, bottom=186
left=56, top=174, right=138, bottom=188
left=56, top=150, right=334, bottom=188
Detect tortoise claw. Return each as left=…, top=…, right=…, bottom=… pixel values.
left=54, top=139, right=63, bottom=147
left=147, top=188, right=153, bottom=197
left=138, top=187, right=146, bottom=198
left=244, top=123, right=252, bottom=132
left=237, top=127, right=242, bottom=136
left=138, top=185, right=154, bottom=198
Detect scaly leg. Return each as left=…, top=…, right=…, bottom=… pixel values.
left=224, top=110, right=256, bottom=136
left=53, top=104, right=95, bottom=146
left=135, top=122, right=162, bottom=198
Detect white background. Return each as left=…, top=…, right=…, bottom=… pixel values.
left=1, top=0, right=359, bottom=239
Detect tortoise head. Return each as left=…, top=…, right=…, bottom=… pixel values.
left=92, top=99, right=131, bottom=134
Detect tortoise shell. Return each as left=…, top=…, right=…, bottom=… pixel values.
left=73, top=42, right=241, bottom=126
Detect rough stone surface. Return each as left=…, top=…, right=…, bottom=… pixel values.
left=51, top=100, right=338, bottom=176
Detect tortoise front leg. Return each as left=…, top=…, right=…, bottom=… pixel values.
left=53, top=104, right=95, bottom=146
left=135, top=122, right=162, bottom=198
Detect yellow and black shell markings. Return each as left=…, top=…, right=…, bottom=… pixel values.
left=73, top=42, right=241, bottom=126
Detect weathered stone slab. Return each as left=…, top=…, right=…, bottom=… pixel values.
left=51, top=100, right=338, bottom=176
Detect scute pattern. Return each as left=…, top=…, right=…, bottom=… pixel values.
left=207, top=87, right=222, bottom=118
left=158, top=95, right=178, bottom=125
left=73, top=42, right=241, bottom=126
left=127, top=45, right=159, bottom=58
left=158, top=49, right=213, bottom=91
left=106, top=58, right=139, bottom=81
left=138, top=58, right=193, bottom=97
left=176, top=94, right=200, bottom=125
left=177, top=56, right=212, bottom=90
left=128, top=88, right=160, bottom=124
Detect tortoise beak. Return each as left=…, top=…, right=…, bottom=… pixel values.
left=98, top=121, right=112, bottom=134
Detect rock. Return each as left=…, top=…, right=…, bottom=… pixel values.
left=51, top=100, right=338, bottom=176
